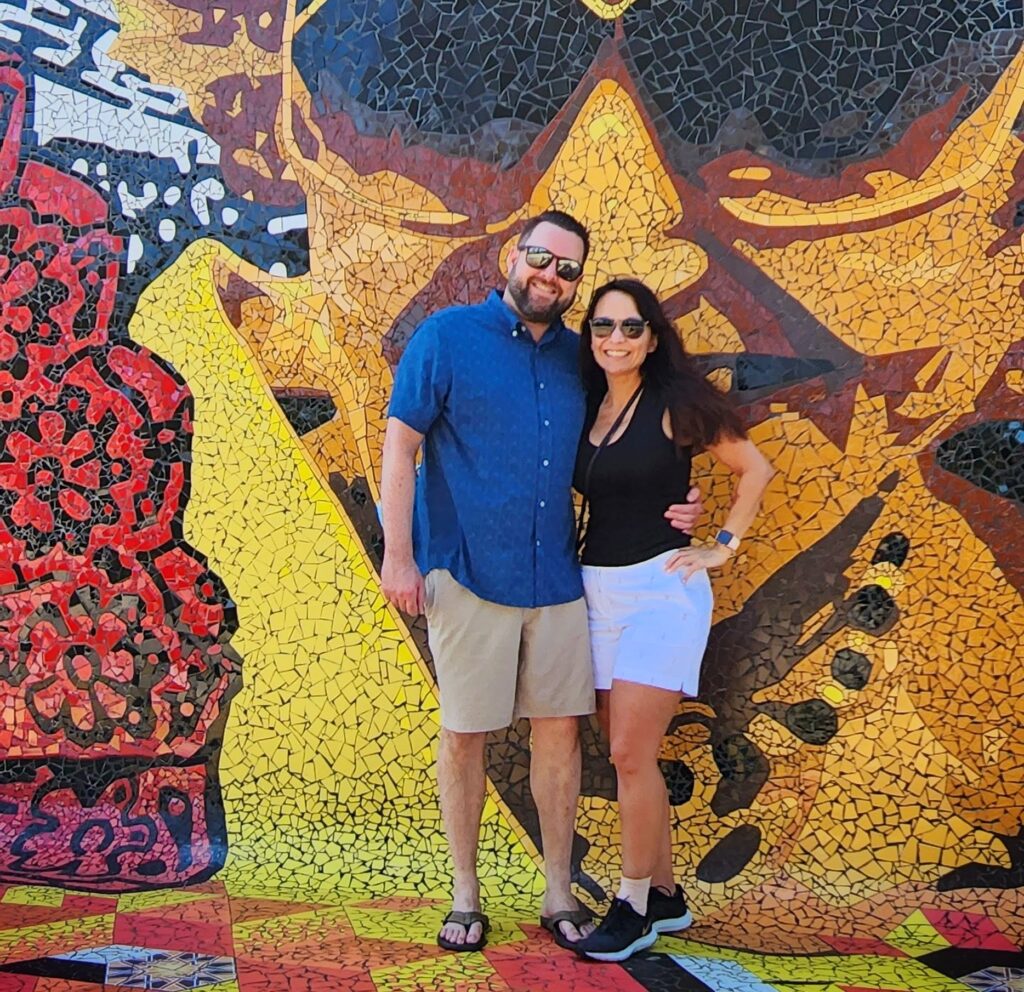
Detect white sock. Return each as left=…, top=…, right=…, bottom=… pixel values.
left=616, top=875, right=651, bottom=915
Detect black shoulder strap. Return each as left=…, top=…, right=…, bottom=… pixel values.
left=575, top=383, right=643, bottom=552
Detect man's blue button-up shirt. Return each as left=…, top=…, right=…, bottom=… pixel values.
left=389, top=290, right=584, bottom=608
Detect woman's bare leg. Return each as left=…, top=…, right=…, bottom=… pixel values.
left=607, top=680, right=681, bottom=884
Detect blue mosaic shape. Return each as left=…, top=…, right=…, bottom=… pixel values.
left=668, top=954, right=782, bottom=991
left=104, top=949, right=236, bottom=991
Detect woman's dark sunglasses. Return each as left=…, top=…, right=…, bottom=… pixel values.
left=589, top=317, right=649, bottom=339
left=521, top=245, right=584, bottom=281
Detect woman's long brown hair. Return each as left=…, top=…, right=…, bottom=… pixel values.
left=579, top=278, right=746, bottom=451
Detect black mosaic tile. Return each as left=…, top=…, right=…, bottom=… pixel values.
left=621, top=953, right=715, bottom=991
left=274, top=389, right=338, bottom=435
left=831, top=648, right=872, bottom=690
left=0, top=956, right=106, bottom=982
left=695, top=823, right=762, bottom=883
left=298, top=0, right=1023, bottom=173
left=847, top=583, right=898, bottom=632
left=785, top=698, right=839, bottom=744
left=936, top=420, right=1024, bottom=503
left=295, top=1, right=611, bottom=164
left=872, top=532, right=911, bottom=567
left=919, top=946, right=1024, bottom=980
left=624, top=0, right=1020, bottom=169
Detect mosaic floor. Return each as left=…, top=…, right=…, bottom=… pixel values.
left=3, top=3, right=1024, bottom=991
left=0, top=880, right=1022, bottom=992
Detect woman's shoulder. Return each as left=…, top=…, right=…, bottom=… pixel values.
left=641, top=377, right=667, bottom=402
left=584, top=390, right=604, bottom=422
left=641, top=381, right=671, bottom=416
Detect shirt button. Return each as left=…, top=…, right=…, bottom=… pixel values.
left=542, top=459, right=549, bottom=467
left=543, top=419, right=550, bottom=427
left=536, top=539, right=541, bottom=547
left=539, top=382, right=545, bottom=389
left=539, top=500, right=546, bottom=508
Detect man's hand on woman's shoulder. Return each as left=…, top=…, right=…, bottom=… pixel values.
left=664, top=485, right=702, bottom=534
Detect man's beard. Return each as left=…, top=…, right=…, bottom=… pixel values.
left=506, top=272, right=575, bottom=325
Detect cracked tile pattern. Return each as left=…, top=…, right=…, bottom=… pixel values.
left=0, top=883, right=1020, bottom=992
left=0, top=4, right=1023, bottom=987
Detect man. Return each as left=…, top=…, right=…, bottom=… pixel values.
left=380, top=210, right=699, bottom=951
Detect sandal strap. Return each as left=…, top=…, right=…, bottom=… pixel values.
left=442, top=910, right=489, bottom=930
left=543, top=907, right=593, bottom=928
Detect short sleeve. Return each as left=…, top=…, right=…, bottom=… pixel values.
left=388, top=317, right=451, bottom=434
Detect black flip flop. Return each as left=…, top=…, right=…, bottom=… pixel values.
left=437, top=910, right=490, bottom=952
left=540, top=902, right=594, bottom=950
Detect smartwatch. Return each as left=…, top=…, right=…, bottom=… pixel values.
left=715, top=529, right=741, bottom=553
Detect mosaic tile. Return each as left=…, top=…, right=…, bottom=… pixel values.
left=1, top=889, right=65, bottom=909
left=292, top=0, right=1023, bottom=175
left=0, top=0, right=1022, bottom=987
left=0, top=886, right=1018, bottom=991
left=884, top=910, right=952, bottom=957
left=103, top=949, right=235, bottom=990
left=665, top=954, right=781, bottom=991
left=921, top=948, right=1024, bottom=984
left=961, top=968, right=1024, bottom=992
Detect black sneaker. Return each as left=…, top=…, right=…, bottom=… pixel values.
left=647, top=884, right=693, bottom=935
left=575, top=897, right=657, bottom=962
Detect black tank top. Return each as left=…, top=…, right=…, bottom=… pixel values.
left=573, top=387, right=692, bottom=567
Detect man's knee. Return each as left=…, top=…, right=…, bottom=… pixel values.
left=529, top=715, right=581, bottom=752
left=439, top=727, right=488, bottom=762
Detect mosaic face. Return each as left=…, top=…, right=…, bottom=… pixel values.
left=0, top=0, right=1022, bottom=954
left=0, top=55, right=246, bottom=889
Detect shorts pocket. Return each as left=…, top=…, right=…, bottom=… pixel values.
left=424, top=569, right=438, bottom=614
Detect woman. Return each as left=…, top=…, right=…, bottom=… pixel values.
left=571, top=279, right=775, bottom=962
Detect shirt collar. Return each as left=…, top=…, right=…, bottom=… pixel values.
left=483, top=289, right=567, bottom=346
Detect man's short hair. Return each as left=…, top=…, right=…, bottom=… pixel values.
left=518, top=210, right=590, bottom=264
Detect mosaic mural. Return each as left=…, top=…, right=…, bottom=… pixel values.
left=0, top=0, right=1023, bottom=988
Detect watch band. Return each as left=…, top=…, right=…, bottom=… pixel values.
left=715, top=529, right=741, bottom=552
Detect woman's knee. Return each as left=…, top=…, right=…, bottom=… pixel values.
left=609, top=736, right=658, bottom=778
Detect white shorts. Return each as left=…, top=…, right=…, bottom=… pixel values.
left=581, top=549, right=713, bottom=694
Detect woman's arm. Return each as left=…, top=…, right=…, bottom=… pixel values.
left=664, top=434, right=776, bottom=580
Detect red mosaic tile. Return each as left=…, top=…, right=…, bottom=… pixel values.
left=26, top=981, right=107, bottom=992
left=112, top=913, right=232, bottom=956
left=234, top=957, right=378, bottom=992
left=347, top=897, right=448, bottom=912
left=820, top=935, right=909, bottom=957
left=57, top=898, right=117, bottom=919
left=0, top=975, right=38, bottom=992
left=485, top=927, right=650, bottom=992
left=0, top=905, right=107, bottom=932
left=921, top=909, right=1021, bottom=952
left=228, top=898, right=328, bottom=924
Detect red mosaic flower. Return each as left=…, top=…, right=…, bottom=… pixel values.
left=0, top=52, right=242, bottom=891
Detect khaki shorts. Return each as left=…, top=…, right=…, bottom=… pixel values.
left=424, top=569, right=595, bottom=733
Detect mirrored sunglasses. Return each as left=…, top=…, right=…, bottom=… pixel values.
left=589, top=317, right=649, bottom=339
left=521, top=245, right=584, bottom=281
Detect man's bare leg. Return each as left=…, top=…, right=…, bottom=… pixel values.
left=530, top=715, right=594, bottom=942
left=438, top=727, right=487, bottom=946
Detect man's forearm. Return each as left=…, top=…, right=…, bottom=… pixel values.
left=380, top=432, right=418, bottom=562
